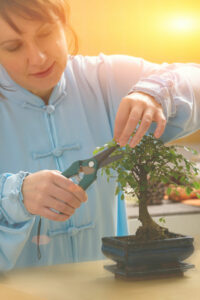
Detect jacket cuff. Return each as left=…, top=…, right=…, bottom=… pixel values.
left=0, top=171, right=35, bottom=224
left=129, top=77, right=176, bottom=121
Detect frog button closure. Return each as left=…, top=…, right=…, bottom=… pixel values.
left=53, top=148, right=63, bottom=157
left=46, top=105, right=55, bottom=114
left=67, top=227, right=79, bottom=237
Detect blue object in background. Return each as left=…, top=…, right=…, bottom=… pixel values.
left=117, top=191, right=128, bottom=236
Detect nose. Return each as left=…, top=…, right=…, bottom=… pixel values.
left=26, top=43, right=47, bottom=67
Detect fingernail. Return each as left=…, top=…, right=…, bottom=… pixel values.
left=120, top=138, right=127, bottom=145
left=130, top=143, right=135, bottom=148
left=130, top=140, right=137, bottom=148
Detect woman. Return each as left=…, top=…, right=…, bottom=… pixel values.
left=0, top=0, right=199, bottom=270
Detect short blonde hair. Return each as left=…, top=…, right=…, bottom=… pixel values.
left=0, top=0, right=78, bottom=54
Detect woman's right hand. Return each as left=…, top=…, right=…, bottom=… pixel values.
left=22, top=170, right=88, bottom=221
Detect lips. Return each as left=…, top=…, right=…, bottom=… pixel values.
left=30, top=62, right=55, bottom=78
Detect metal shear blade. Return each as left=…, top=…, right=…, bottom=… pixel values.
left=93, top=145, right=123, bottom=169
left=61, top=144, right=123, bottom=191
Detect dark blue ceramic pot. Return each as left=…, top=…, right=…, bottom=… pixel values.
left=102, top=233, right=194, bottom=280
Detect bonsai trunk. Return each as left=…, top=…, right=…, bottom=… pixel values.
left=135, top=173, right=170, bottom=241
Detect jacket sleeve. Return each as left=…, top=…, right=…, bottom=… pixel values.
left=0, top=171, right=35, bottom=270
left=98, top=54, right=200, bottom=143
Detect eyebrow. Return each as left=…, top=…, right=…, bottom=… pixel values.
left=0, top=23, right=53, bottom=47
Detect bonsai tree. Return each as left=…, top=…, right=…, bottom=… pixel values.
left=94, top=133, right=200, bottom=241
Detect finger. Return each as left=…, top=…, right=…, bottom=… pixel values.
left=153, top=111, right=167, bottom=138
left=129, top=108, right=154, bottom=147
left=114, top=99, right=131, bottom=142
left=118, top=106, right=144, bottom=147
left=47, top=185, right=83, bottom=209
left=47, top=184, right=81, bottom=206
left=52, top=172, right=88, bottom=203
left=40, top=207, right=70, bottom=222
left=46, top=197, right=75, bottom=216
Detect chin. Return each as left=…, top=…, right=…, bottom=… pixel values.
left=31, top=74, right=62, bottom=92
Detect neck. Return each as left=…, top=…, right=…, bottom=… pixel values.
left=30, top=88, right=53, bottom=105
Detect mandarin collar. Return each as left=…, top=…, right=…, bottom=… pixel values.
left=0, top=64, right=67, bottom=107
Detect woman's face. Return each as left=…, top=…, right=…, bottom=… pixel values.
left=0, top=13, right=68, bottom=101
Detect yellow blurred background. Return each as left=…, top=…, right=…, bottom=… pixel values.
left=68, top=0, right=200, bottom=63
left=68, top=0, right=200, bottom=144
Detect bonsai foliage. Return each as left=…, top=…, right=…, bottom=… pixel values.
left=94, top=134, right=200, bottom=241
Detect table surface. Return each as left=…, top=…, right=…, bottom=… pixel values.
left=1, top=240, right=200, bottom=300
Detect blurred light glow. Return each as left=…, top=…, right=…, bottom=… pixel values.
left=166, top=16, right=197, bottom=33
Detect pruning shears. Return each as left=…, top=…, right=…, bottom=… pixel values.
left=37, top=145, right=123, bottom=260
left=61, top=145, right=123, bottom=190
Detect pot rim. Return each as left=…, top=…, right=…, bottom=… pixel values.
left=102, top=232, right=194, bottom=246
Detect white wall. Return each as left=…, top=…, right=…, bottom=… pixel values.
left=128, top=214, right=200, bottom=240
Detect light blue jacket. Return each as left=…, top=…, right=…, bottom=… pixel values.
left=0, top=54, right=199, bottom=270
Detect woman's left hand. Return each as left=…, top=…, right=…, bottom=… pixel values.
left=114, top=92, right=166, bottom=148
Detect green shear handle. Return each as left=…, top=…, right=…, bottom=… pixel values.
left=61, top=145, right=122, bottom=191
left=62, top=158, right=98, bottom=190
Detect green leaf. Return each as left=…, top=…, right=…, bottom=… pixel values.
left=93, top=146, right=105, bottom=155
left=107, top=139, right=117, bottom=147
left=93, top=149, right=99, bottom=155
left=169, top=149, right=176, bottom=156
left=161, top=177, right=169, bottom=184
left=159, top=217, right=166, bottom=224
left=183, top=146, right=198, bottom=155
left=166, top=187, right=172, bottom=195
left=193, top=182, right=200, bottom=189
left=121, top=193, right=125, bottom=200
left=186, top=186, right=193, bottom=195
left=175, top=189, right=179, bottom=196
left=105, top=168, right=110, bottom=176
left=115, top=185, right=121, bottom=195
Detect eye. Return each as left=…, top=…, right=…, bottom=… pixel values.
left=6, top=44, right=21, bottom=52
left=38, top=31, right=52, bottom=38
left=38, top=23, right=56, bottom=38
